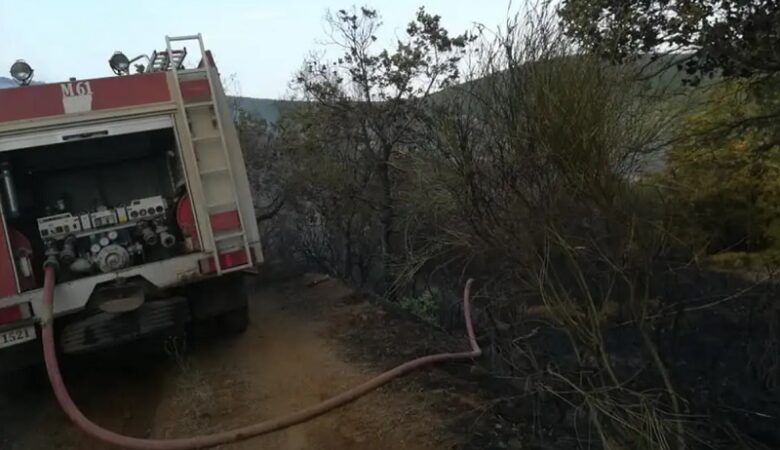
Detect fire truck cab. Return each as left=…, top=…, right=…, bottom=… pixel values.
left=0, top=35, right=262, bottom=371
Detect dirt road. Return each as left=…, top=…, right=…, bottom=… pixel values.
left=0, top=276, right=498, bottom=449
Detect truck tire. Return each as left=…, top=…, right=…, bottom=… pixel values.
left=188, top=274, right=250, bottom=338
left=218, top=304, right=249, bottom=336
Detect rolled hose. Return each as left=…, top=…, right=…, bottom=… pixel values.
left=40, top=265, right=481, bottom=449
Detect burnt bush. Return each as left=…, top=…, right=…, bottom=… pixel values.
left=234, top=4, right=779, bottom=449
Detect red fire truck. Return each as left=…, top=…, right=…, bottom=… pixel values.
left=0, top=35, right=263, bottom=372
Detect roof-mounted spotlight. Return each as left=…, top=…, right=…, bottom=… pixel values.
left=9, top=60, right=33, bottom=85
left=109, top=51, right=130, bottom=75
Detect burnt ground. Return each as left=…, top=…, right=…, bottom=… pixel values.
left=0, top=275, right=516, bottom=450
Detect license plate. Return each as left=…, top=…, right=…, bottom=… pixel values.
left=0, top=326, right=36, bottom=349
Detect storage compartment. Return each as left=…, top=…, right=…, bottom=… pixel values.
left=0, top=123, right=195, bottom=290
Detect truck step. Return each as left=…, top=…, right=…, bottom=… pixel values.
left=199, top=166, right=229, bottom=176
left=192, top=134, right=220, bottom=143
left=184, top=101, right=214, bottom=109
left=207, top=200, right=238, bottom=211
left=214, top=230, right=245, bottom=241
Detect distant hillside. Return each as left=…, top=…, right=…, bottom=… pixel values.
left=229, top=96, right=303, bottom=124
left=230, top=54, right=702, bottom=126
left=0, top=76, right=45, bottom=89
left=231, top=55, right=689, bottom=125
left=0, top=76, right=17, bottom=89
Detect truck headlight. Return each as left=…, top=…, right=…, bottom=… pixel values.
left=109, top=51, right=130, bottom=75
left=9, top=60, right=33, bottom=85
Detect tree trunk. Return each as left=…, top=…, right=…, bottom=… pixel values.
left=379, top=145, right=394, bottom=293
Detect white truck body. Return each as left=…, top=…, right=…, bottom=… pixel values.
left=0, top=35, right=262, bottom=363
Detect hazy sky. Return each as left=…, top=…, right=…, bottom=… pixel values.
left=0, top=1, right=513, bottom=98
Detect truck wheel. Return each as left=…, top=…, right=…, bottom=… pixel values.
left=219, top=304, right=249, bottom=336
left=188, top=274, right=250, bottom=338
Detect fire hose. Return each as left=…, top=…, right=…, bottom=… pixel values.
left=39, top=264, right=481, bottom=449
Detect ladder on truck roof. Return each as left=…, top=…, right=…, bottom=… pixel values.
left=166, top=34, right=253, bottom=275
left=148, top=48, right=187, bottom=72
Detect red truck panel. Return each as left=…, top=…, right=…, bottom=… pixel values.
left=180, top=79, right=211, bottom=99
left=0, top=72, right=170, bottom=123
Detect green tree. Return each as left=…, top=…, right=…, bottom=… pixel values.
left=663, top=81, right=780, bottom=252
left=559, top=0, right=780, bottom=83
left=560, top=1, right=780, bottom=254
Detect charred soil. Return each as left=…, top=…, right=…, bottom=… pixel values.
left=0, top=275, right=509, bottom=450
